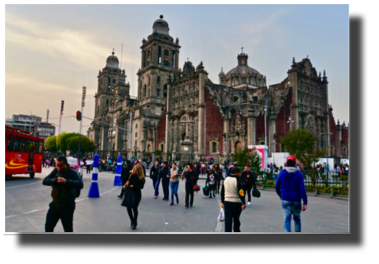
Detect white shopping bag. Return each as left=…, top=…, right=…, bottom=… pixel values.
left=218, top=208, right=225, bottom=222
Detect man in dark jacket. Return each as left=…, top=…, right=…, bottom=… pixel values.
left=241, top=166, right=257, bottom=206
left=184, top=164, right=199, bottom=208
left=150, top=160, right=161, bottom=198
left=159, top=161, right=170, bottom=201
left=118, top=160, right=133, bottom=198
left=275, top=155, right=308, bottom=232
left=43, top=156, right=83, bottom=232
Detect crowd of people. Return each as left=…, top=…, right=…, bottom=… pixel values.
left=41, top=153, right=309, bottom=233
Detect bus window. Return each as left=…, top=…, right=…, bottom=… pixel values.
left=29, top=140, right=35, bottom=152
left=23, top=138, right=30, bottom=153
left=13, top=136, right=20, bottom=152
left=35, top=141, right=42, bottom=154
left=39, top=142, right=44, bottom=153
left=7, top=135, right=14, bottom=151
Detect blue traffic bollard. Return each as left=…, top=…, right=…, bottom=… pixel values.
left=88, top=154, right=100, bottom=198
left=113, top=155, right=122, bottom=186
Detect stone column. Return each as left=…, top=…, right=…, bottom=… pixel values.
left=336, top=121, right=341, bottom=158
left=165, top=78, right=172, bottom=153
left=268, top=115, right=277, bottom=156
left=223, top=118, right=230, bottom=156
left=288, top=65, right=299, bottom=129
left=247, top=115, right=256, bottom=146
left=197, top=64, right=207, bottom=155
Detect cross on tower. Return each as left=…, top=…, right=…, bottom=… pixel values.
left=180, top=117, right=194, bottom=140
left=241, top=47, right=244, bottom=53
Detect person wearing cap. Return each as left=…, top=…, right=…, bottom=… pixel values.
left=275, top=155, right=308, bottom=232
left=220, top=166, right=245, bottom=232
left=159, top=161, right=170, bottom=201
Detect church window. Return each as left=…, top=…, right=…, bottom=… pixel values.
left=135, top=132, right=137, bottom=138
left=160, top=144, right=164, bottom=152
left=143, top=85, right=146, bottom=97
left=106, top=99, right=109, bottom=105
left=172, top=51, right=176, bottom=68
left=164, top=84, right=167, bottom=97
left=113, top=79, right=116, bottom=84
left=157, top=88, right=160, bottom=96
left=164, top=59, right=169, bottom=66
left=233, top=96, right=239, bottom=102
left=147, top=50, right=150, bottom=61
left=253, top=96, right=258, bottom=102
left=148, top=76, right=150, bottom=86
left=157, top=76, right=160, bottom=84
left=242, top=78, right=246, bottom=84
left=136, top=124, right=138, bottom=128
left=148, top=89, right=150, bottom=96
left=212, top=142, right=217, bottom=153
left=164, top=49, right=169, bottom=56
left=234, top=79, right=239, bottom=85
left=158, top=46, right=162, bottom=64
left=108, top=77, right=111, bottom=86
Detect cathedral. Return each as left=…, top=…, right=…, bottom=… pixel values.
left=87, top=15, right=349, bottom=161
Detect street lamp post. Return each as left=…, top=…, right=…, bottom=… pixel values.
left=321, top=132, right=333, bottom=175
left=134, top=146, right=137, bottom=160
left=223, top=132, right=231, bottom=164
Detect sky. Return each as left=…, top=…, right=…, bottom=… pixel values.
left=4, top=4, right=349, bottom=135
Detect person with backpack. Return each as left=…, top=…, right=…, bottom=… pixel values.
left=42, top=156, right=83, bottom=232
left=241, top=166, right=256, bottom=206
left=122, top=164, right=145, bottom=230
left=275, top=155, right=308, bottom=232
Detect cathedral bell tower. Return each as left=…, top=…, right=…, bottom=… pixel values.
left=133, top=15, right=181, bottom=152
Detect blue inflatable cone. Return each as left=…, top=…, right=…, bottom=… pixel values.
left=113, top=155, right=123, bottom=186
left=88, top=154, right=100, bottom=198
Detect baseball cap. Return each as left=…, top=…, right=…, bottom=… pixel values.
left=286, top=156, right=296, bottom=163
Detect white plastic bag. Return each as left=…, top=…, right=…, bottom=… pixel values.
left=218, top=208, right=225, bottom=222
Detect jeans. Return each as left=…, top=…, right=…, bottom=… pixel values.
left=224, top=201, right=242, bottom=232
left=185, top=184, right=194, bottom=206
left=153, top=179, right=160, bottom=197
left=170, top=181, right=179, bottom=203
left=281, top=200, right=302, bottom=232
left=45, top=202, right=76, bottom=232
left=162, top=180, right=170, bottom=200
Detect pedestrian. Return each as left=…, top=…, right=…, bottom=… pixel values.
left=149, top=160, right=161, bottom=198
left=86, top=158, right=93, bottom=174
left=213, top=164, right=224, bottom=194
left=205, top=168, right=216, bottom=198
left=183, top=163, right=198, bottom=208
left=159, top=161, right=170, bottom=201
left=220, top=167, right=246, bottom=232
left=42, top=156, right=83, bottom=232
left=122, top=164, right=145, bottom=230
left=275, top=155, right=308, bottom=232
left=241, top=166, right=256, bottom=206
left=137, top=159, right=146, bottom=176
left=169, top=162, right=180, bottom=205
left=118, top=160, right=133, bottom=198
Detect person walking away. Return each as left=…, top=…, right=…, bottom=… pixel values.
left=149, top=161, right=161, bottom=198
left=220, top=167, right=246, bottom=232
left=122, top=164, right=145, bottom=230
left=275, top=155, right=307, bottom=232
left=137, top=159, right=146, bottom=176
left=169, top=162, right=180, bottom=205
left=213, top=164, right=224, bottom=194
left=86, top=158, right=93, bottom=174
left=42, top=156, right=83, bottom=232
left=205, top=168, right=216, bottom=198
left=241, top=166, right=256, bottom=206
left=159, top=161, right=170, bottom=201
left=183, top=164, right=198, bottom=208
left=118, top=160, right=133, bottom=198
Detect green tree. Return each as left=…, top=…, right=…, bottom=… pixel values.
left=56, top=132, right=78, bottom=155
left=234, top=146, right=261, bottom=170
left=66, top=135, right=96, bottom=155
left=45, top=135, right=57, bottom=152
left=280, top=128, right=327, bottom=168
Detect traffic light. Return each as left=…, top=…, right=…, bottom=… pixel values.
left=76, top=111, right=82, bottom=121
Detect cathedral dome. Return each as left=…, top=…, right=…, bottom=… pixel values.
left=152, top=15, right=170, bottom=35
left=224, top=52, right=263, bottom=79
left=106, top=50, right=119, bottom=69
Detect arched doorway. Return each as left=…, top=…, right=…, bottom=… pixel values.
left=182, top=133, right=186, bottom=141
left=235, top=141, right=242, bottom=151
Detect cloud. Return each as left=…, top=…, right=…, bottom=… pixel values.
left=5, top=11, right=139, bottom=71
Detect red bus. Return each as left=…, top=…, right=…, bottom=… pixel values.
left=5, top=126, right=44, bottom=180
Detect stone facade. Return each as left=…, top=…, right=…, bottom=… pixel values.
left=88, top=15, right=349, bottom=160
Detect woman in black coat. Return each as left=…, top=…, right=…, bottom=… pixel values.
left=241, top=166, right=256, bottom=206
left=123, top=164, right=145, bottom=230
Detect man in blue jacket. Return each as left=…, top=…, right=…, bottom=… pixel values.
left=275, top=155, right=307, bottom=232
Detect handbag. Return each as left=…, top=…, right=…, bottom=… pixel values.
left=218, top=208, right=225, bottom=222
left=203, top=185, right=209, bottom=196
left=193, top=184, right=200, bottom=192
left=121, top=186, right=135, bottom=207
left=252, top=188, right=261, bottom=198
